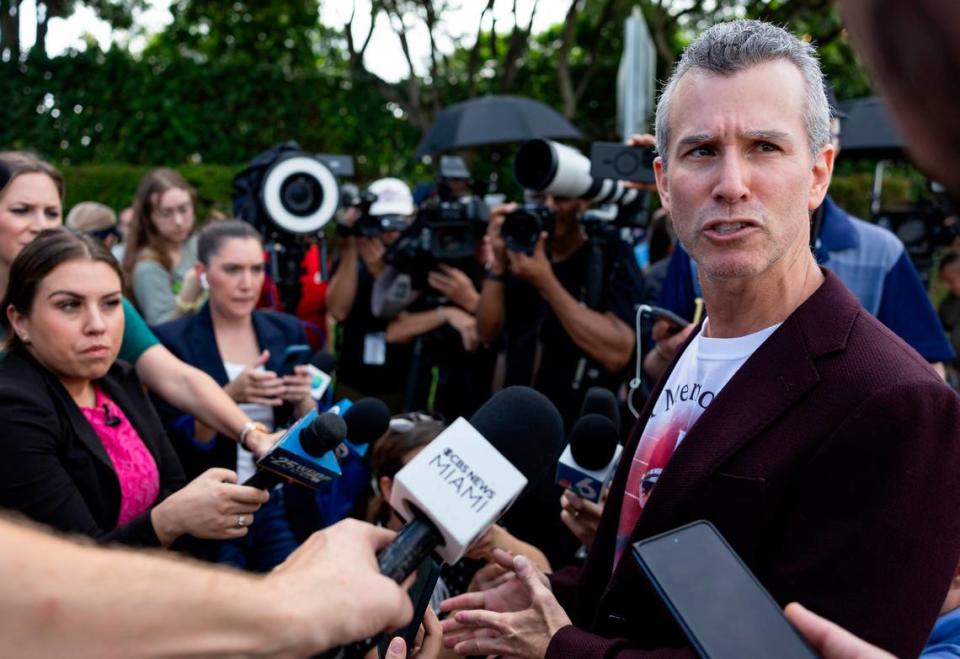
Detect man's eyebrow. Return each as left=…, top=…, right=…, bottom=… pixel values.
left=743, top=129, right=792, bottom=142
left=676, top=133, right=714, bottom=148
left=674, top=130, right=795, bottom=151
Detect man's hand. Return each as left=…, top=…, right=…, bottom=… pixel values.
left=559, top=490, right=605, bottom=549
left=507, top=232, right=554, bottom=289
left=357, top=237, right=386, bottom=279
left=266, top=520, right=414, bottom=653
left=624, top=133, right=659, bottom=192
left=340, top=206, right=362, bottom=230
left=442, top=307, right=479, bottom=352
left=428, top=264, right=480, bottom=312
left=644, top=318, right=697, bottom=379
left=486, top=203, right=516, bottom=273
left=441, top=552, right=570, bottom=658
left=223, top=350, right=284, bottom=407
left=785, top=603, right=895, bottom=659
left=465, top=524, right=552, bottom=573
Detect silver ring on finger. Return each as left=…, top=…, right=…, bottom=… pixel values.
left=235, top=514, right=246, bottom=529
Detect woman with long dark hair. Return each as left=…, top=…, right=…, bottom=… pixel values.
left=123, top=168, right=203, bottom=324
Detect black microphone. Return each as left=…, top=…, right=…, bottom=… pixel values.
left=102, top=404, right=121, bottom=428
left=333, top=397, right=391, bottom=461
left=309, top=350, right=337, bottom=373
left=243, top=412, right=346, bottom=490
left=342, top=397, right=390, bottom=446
left=580, top=386, right=620, bottom=432
left=555, top=413, right=622, bottom=503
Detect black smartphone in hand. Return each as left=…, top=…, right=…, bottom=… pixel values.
left=280, top=344, right=311, bottom=375
left=631, top=521, right=817, bottom=659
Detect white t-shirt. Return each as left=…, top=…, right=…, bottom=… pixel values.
left=645, top=319, right=781, bottom=449
left=614, top=319, right=781, bottom=562
left=223, top=361, right=275, bottom=484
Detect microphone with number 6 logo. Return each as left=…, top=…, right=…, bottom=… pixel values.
left=555, top=413, right=622, bottom=502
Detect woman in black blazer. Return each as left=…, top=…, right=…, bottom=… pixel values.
left=0, top=228, right=268, bottom=548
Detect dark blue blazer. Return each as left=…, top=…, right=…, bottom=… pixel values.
left=152, top=303, right=308, bottom=478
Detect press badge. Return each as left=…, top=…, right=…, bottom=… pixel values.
left=363, top=332, right=387, bottom=365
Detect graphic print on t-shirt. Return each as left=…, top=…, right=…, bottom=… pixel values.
left=614, top=387, right=712, bottom=563
left=613, top=321, right=781, bottom=565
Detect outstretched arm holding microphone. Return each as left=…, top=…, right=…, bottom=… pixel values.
left=0, top=516, right=413, bottom=658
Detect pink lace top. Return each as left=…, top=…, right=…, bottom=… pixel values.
left=80, top=387, right=160, bottom=527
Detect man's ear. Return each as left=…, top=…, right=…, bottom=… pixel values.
left=654, top=157, right=671, bottom=213
left=808, top=144, right=835, bottom=211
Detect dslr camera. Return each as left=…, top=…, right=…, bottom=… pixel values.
left=384, top=199, right=488, bottom=288
left=501, top=204, right=555, bottom=256
left=337, top=184, right=408, bottom=238
left=503, top=139, right=646, bottom=254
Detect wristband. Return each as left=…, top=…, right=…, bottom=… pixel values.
left=484, top=269, right=506, bottom=282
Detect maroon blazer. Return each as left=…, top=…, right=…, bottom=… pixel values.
left=547, top=269, right=960, bottom=659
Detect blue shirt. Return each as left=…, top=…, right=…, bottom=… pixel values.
left=922, top=607, right=960, bottom=658
left=657, top=196, right=955, bottom=363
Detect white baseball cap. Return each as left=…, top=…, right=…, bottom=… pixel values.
left=367, top=177, right=415, bottom=217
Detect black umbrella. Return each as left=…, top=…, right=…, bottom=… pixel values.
left=415, top=95, right=582, bottom=158
left=839, top=96, right=906, bottom=159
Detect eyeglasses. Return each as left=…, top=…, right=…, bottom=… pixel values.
left=388, top=411, right=444, bottom=433
left=153, top=203, right=193, bottom=221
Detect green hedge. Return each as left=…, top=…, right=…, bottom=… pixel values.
left=63, top=163, right=240, bottom=220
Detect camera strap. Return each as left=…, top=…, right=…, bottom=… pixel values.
left=571, top=239, right=608, bottom=392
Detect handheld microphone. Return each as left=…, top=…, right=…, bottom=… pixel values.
left=329, top=397, right=391, bottom=462
left=310, top=351, right=337, bottom=373
left=380, top=386, right=562, bottom=581
left=338, top=387, right=562, bottom=659
left=581, top=386, right=620, bottom=432
left=243, top=411, right=344, bottom=490
left=555, top=413, right=623, bottom=503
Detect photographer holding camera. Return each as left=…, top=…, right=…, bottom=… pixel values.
left=375, top=174, right=495, bottom=419
left=326, top=178, right=416, bottom=411
left=476, top=156, right=644, bottom=427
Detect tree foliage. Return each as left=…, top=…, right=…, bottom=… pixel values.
left=2, top=0, right=875, bottom=184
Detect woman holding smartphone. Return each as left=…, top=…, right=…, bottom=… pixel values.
left=152, top=220, right=313, bottom=570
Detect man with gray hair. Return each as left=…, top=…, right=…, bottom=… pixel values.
left=440, top=19, right=960, bottom=659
